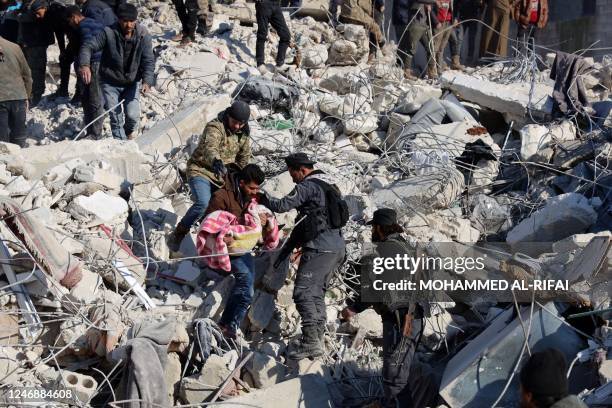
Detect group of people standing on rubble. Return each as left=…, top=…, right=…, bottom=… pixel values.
left=347, top=0, right=549, bottom=80
left=0, top=0, right=153, bottom=144
left=0, top=0, right=550, bottom=145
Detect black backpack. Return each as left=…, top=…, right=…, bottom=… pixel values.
left=309, top=178, right=350, bottom=229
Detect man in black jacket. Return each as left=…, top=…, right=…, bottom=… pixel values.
left=28, top=1, right=80, bottom=100
left=264, top=153, right=346, bottom=360
left=17, top=0, right=54, bottom=106
left=393, top=0, right=439, bottom=80
left=79, top=3, right=154, bottom=140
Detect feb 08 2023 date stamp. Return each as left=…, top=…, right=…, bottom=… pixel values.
left=1, top=386, right=78, bottom=405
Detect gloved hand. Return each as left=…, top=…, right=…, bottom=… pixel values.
left=212, top=159, right=227, bottom=177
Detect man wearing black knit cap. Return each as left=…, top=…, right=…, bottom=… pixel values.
left=520, top=348, right=587, bottom=408
left=79, top=2, right=154, bottom=140
left=167, top=101, right=252, bottom=252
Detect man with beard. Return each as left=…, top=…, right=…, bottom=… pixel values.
left=167, top=100, right=252, bottom=252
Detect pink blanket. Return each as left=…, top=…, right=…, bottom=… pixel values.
left=196, top=200, right=279, bottom=272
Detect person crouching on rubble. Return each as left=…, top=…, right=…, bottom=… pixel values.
left=519, top=348, right=587, bottom=408
left=203, top=164, right=268, bottom=339
left=262, top=153, right=347, bottom=360
left=339, top=0, right=386, bottom=63
left=167, top=100, right=252, bottom=252
left=341, top=208, right=439, bottom=408
left=78, top=3, right=154, bottom=140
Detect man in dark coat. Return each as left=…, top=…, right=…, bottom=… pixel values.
left=78, top=3, right=154, bottom=140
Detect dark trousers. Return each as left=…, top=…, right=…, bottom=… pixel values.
left=219, top=254, right=255, bottom=330
left=293, top=248, right=345, bottom=328
left=22, top=46, right=48, bottom=103
left=395, top=21, right=434, bottom=67
left=255, top=0, right=291, bottom=66
left=171, top=0, right=199, bottom=39
left=58, top=42, right=78, bottom=96
left=462, top=20, right=479, bottom=61
left=0, top=100, right=27, bottom=147
left=82, top=62, right=103, bottom=138
left=449, top=24, right=464, bottom=57
left=382, top=313, right=437, bottom=408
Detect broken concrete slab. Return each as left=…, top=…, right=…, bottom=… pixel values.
left=210, top=374, right=333, bottom=407
left=139, top=95, right=231, bottom=155
left=506, top=193, right=597, bottom=247
left=301, top=45, right=328, bottom=69
left=179, top=353, right=233, bottom=403
left=395, top=84, right=443, bottom=114
left=73, top=165, right=125, bottom=193
left=250, top=123, right=294, bottom=155
left=168, top=52, right=227, bottom=86
left=372, top=167, right=465, bottom=212
left=248, top=290, right=276, bottom=331
left=520, top=121, right=576, bottom=161
left=440, top=71, right=554, bottom=126
left=328, top=39, right=367, bottom=66
left=246, top=352, right=286, bottom=388
left=69, top=191, right=128, bottom=224
left=294, top=0, right=329, bottom=20
left=17, top=139, right=150, bottom=184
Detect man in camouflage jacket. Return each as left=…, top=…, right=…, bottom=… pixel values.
left=167, top=100, right=252, bottom=252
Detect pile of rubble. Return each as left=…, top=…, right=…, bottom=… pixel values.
left=1, top=1, right=611, bottom=406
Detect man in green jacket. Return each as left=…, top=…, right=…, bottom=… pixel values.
left=0, top=35, right=32, bottom=146
left=167, top=100, right=252, bottom=252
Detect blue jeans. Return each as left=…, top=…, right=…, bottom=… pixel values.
left=219, top=253, right=255, bottom=330
left=178, top=176, right=213, bottom=229
left=101, top=81, right=141, bottom=140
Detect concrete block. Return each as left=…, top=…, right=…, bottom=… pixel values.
left=342, top=309, right=382, bottom=337
left=301, top=45, right=328, bottom=69
left=19, top=139, right=150, bottom=183
left=246, top=352, right=286, bottom=388
left=60, top=370, right=98, bottom=404
left=552, top=231, right=612, bottom=253
left=67, top=268, right=102, bottom=305
left=328, top=39, right=366, bottom=66
left=440, top=71, right=554, bottom=126
left=175, top=261, right=201, bottom=285
left=208, top=374, right=333, bottom=407
left=248, top=290, right=276, bottom=330
left=295, top=0, right=332, bottom=20
left=138, top=95, right=231, bottom=155
left=372, top=167, right=464, bottom=212
left=395, top=84, right=443, bottom=114
left=69, top=190, right=128, bottom=224
left=169, top=52, right=227, bottom=87
left=250, top=123, right=294, bottom=155
left=506, top=193, right=597, bottom=247
left=0, top=142, right=21, bottom=155
left=73, top=165, right=125, bottom=193
left=179, top=354, right=232, bottom=403
left=344, top=115, right=378, bottom=135
left=520, top=121, right=576, bottom=161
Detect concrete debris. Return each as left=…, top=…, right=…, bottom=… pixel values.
left=1, top=4, right=610, bottom=407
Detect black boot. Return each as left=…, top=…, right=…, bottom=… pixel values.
left=288, top=326, right=323, bottom=360
left=167, top=223, right=190, bottom=252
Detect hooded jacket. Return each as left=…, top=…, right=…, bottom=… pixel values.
left=79, top=22, right=154, bottom=87
left=81, top=0, right=117, bottom=27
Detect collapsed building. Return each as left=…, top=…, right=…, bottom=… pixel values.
left=1, top=1, right=611, bottom=407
